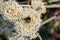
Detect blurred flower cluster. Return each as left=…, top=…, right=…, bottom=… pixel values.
left=0, top=0, right=46, bottom=40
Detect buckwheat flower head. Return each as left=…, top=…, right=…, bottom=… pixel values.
left=15, top=8, right=42, bottom=39
left=31, top=0, right=46, bottom=14
left=0, top=0, right=23, bottom=22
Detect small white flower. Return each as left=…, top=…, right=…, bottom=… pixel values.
left=31, top=0, right=46, bottom=14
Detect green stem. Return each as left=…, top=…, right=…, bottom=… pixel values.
left=37, top=33, right=42, bottom=40
left=41, top=16, right=56, bottom=26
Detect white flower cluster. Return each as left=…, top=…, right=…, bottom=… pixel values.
left=15, top=8, right=42, bottom=39
left=0, top=0, right=46, bottom=40
left=31, top=0, right=46, bottom=14
left=0, top=0, right=23, bottom=22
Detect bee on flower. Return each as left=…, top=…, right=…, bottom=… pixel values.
left=15, top=8, right=42, bottom=39
left=0, top=0, right=46, bottom=40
